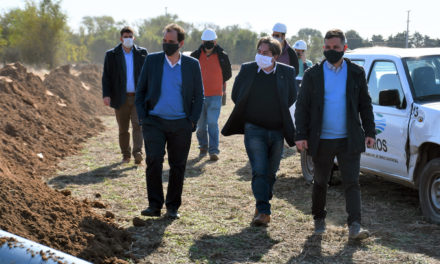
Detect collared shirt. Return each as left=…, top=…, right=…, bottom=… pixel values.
left=123, top=47, right=135, bottom=93
left=165, top=52, right=182, bottom=68
left=277, top=40, right=291, bottom=65
left=257, top=64, right=277, bottom=75
left=325, top=59, right=346, bottom=74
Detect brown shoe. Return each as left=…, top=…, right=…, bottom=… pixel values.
left=122, top=157, right=130, bottom=163
left=252, top=213, right=270, bottom=227
left=209, top=154, right=219, bottom=161
left=134, top=154, right=143, bottom=165
left=199, top=148, right=208, bottom=157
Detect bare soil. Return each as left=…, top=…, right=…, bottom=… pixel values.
left=0, top=62, right=130, bottom=263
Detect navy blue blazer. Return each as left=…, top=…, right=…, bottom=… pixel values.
left=135, top=52, right=204, bottom=129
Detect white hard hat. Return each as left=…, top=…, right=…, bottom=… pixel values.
left=293, top=40, right=307, bottom=50
left=272, top=23, right=287, bottom=33
left=201, top=29, right=217, bottom=41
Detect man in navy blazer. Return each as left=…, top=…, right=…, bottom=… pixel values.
left=102, top=26, right=148, bottom=164
left=135, top=23, right=204, bottom=219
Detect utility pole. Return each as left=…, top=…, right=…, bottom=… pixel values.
left=165, top=7, right=168, bottom=16
left=405, top=10, right=410, bottom=48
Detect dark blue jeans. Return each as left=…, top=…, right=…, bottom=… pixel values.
left=244, top=123, right=284, bottom=215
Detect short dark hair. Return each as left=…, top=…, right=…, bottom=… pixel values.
left=257, top=36, right=282, bottom=56
left=164, top=23, right=185, bottom=42
left=324, top=29, right=346, bottom=45
left=120, top=26, right=135, bottom=37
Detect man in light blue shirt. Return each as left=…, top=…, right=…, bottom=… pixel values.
left=295, top=29, right=375, bottom=240
left=102, top=26, right=148, bottom=164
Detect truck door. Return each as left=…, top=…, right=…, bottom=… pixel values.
left=361, top=60, right=410, bottom=178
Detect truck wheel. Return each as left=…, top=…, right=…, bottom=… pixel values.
left=300, top=150, right=314, bottom=183
left=419, top=158, right=440, bottom=224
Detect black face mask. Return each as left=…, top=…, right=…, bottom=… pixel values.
left=203, top=41, right=215, bottom=50
left=163, top=43, right=179, bottom=56
left=324, top=49, right=344, bottom=64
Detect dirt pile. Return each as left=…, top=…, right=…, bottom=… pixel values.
left=44, top=64, right=112, bottom=116
left=0, top=62, right=130, bottom=263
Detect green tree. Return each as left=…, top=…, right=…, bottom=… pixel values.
left=289, top=28, right=323, bottom=64
left=0, top=0, right=67, bottom=68
left=371, top=34, right=386, bottom=46
left=345, top=30, right=365, bottom=49
left=136, top=14, right=193, bottom=53
left=387, top=32, right=406, bottom=48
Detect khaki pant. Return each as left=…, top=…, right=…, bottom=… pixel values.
left=114, top=95, right=143, bottom=159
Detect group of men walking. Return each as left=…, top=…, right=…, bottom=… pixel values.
left=102, top=22, right=376, bottom=240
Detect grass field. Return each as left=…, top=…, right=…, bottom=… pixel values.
left=48, top=71, right=440, bottom=264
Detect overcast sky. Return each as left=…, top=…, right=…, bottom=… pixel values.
left=1, top=0, right=439, bottom=40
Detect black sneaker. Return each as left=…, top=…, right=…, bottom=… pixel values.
left=141, top=207, right=161, bottom=217
left=165, top=208, right=180, bottom=219
left=348, top=221, right=370, bottom=240
left=314, top=218, right=326, bottom=234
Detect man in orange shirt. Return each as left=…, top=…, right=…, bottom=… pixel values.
left=191, top=29, right=232, bottom=161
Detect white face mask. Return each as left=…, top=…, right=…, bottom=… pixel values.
left=255, top=53, right=274, bottom=69
left=122, top=38, right=134, bottom=48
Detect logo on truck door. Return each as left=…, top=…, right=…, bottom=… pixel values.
left=375, top=113, right=386, bottom=135
left=373, top=113, right=387, bottom=152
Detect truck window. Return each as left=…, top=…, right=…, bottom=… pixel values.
left=405, top=56, right=440, bottom=100
left=367, top=61, right=405, bottom=107
left=351, top=60, right=365, bottom=67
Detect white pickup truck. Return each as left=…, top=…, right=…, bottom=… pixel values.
left=293, top=47, right=440, bottom=224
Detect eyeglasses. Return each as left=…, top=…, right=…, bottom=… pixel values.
left=272, top=34, right=282, bottom=38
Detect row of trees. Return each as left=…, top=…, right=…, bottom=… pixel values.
left=1, top=0, right=440, bottom=68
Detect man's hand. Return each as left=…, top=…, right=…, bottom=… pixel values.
left=365, top=137, right=375, bottom=148
left=103, top=97, right=111, bottom=106
left=295, top=140, right=308, bottom=152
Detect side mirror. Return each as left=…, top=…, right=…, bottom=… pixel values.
left=379, top=89, right=401, bottom=107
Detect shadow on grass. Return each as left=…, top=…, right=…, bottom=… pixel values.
left=48, top=162, right=137, bottom=188
left=126, top=217, right=174, bottom=260
left=185, top=156, right=210, bottom=178
left=189, top=226, right=278, bottom=263
left=274, top=172, right=440, bottom=261
left=235, top=161, right=252, bottom=181
left=286, top=235, right=367, bottom=264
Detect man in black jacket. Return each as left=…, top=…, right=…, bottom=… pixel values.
left=272, top=23, right=299, bottom=76
left=294, top=29, right=375, bottom=240
left=222, top=36, right=297, bottom=226
left=190, top=29, right=232, bottom=161
left=102, top=26, right=148, bottom=164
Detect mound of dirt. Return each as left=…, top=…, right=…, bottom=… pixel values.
left=44, top=64, right=112, bottom=116
left=0, top=63, right=130, bottom=263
